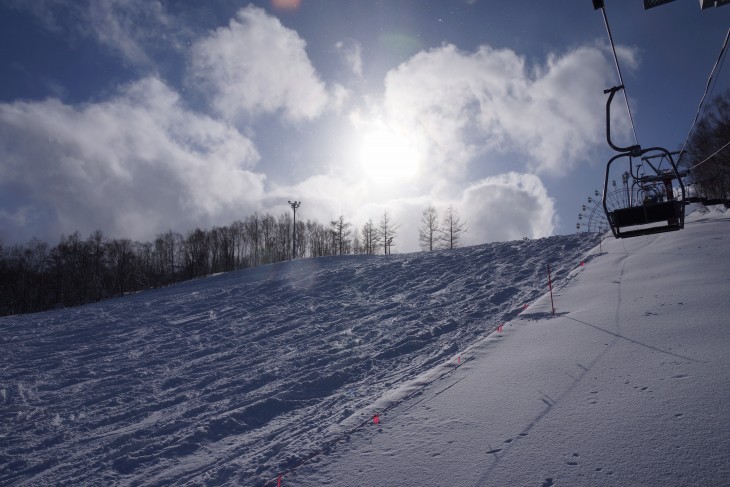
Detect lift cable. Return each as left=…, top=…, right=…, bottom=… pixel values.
left=677, top=27, right=730, bottom=165
left=599, top=4, right=640, bottom=147
left=686, top=139, right=730, bottom=171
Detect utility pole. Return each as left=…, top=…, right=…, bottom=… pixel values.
left=288, top=200, right=300, bottom=259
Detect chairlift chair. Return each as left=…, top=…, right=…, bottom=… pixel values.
left=601, top=86, right=686, bottom=238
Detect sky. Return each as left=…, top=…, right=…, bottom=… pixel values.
left=1, top=0, right=729, bottom=251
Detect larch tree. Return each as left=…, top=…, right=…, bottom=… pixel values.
left=441, top=205, right=466, bottom=249
left=379, top=211, right=398, bottom=255
left=330, top=215, right=352, bottom=255
left=418, top=205, right=441, bottom=251
left=361, top=218, right=380, bottom=255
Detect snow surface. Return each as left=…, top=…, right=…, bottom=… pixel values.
left=1, top=206, right=729, bottom=486
left=291, top=206, right=730, bottom=487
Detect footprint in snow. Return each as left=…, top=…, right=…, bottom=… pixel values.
left=566, top=452, right=580, bottom=465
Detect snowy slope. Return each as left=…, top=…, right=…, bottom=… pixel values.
left=292, top=207, right=730, bottom=487
left=1, top=233, right=598, bottom=486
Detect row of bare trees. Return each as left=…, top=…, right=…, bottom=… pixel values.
left=679, top=89, right=730, bottom=204
left=0, top=205, right=466, bottom=316
left=0, top=208, right=432, bottom=316
left=418, top=205, right=467, bottom=251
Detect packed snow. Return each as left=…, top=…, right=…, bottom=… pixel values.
left=1, top=206, right=729, bottom=486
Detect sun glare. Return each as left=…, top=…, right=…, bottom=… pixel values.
left=359, top=125, right=422, bottom=184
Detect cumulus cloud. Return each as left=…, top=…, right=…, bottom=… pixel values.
left=380, top=43, right=629, bottom=176
left=0, top=0, right=627, bottom=251
left=188, top=5, right=331, bottom=122
left=266, top=170, right=554, bottom=252
left=0, top=77, right=264, bottom=243
left=457, top=173, right=555, bottom=244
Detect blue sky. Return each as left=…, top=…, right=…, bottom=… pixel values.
left=1, top=0, right=728, bottom=251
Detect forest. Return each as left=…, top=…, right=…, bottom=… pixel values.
left=680, top=90, right=730, bottom=203
left=0, top=206, right=466, bottom=316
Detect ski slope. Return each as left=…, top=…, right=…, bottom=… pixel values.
left=1, top=206, right=729, bottom=486
left=292, top=206, right=730, bottom=487
left=1, top=230, right=596, bottom=486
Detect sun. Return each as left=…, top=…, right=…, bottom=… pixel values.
left=358, top=124, right=422, bottom=184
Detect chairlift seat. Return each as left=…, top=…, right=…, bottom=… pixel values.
left=609, top=200, right=684, bottom=238
left=599, top=58, right=687, bottom=240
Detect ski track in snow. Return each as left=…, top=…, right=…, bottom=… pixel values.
left=0, top=234, right=598, bottom=485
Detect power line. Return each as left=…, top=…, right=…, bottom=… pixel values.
left=598, top=3, right=640, bottom=147
left=677, top=27, right=730, bottom=165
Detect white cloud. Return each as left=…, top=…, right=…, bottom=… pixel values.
left=267, top=170, right=554, bottom=252
left=457, top=173, right=556, bottom=244
left=0, top=77, right=264, bottom=243
left=380, top=43, right=629, bottom=176
left=188, top=5, right=331, bottom=122
left=84, top=0, right=177, bottom=67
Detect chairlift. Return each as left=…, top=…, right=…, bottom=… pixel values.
left=601, top=86, right=686, bottom=239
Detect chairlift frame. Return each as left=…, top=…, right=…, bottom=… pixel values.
left=602, top=85, right=686, bottom=239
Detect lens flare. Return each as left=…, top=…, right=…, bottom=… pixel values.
left=271, top=0, right=301, bottom=11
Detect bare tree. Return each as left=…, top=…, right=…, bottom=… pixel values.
left=379, top=211, right=398, bottom=255
left=303, top=220, right=328, bottom=257
left=441, top=205, right=466, bottom=249
left=294, top=219, right=306, bottom=259
left=680, top=89, right=730, bottom=203
left=276, top=213, right=292, bottom=262
left=361, top=218, right=380, bottom=255
left=87, top=230, right=107, bottom=299
left=351, top=228, right=363, bottom=255
left=330, top=215, right=352, bottom=255
left=106, top=238, right=135, bottom=297
left=244, top=214, right=261, bottom=266
left=418, top=205, right=441, bottom=251
left=184, top=229, right=209, bottom=278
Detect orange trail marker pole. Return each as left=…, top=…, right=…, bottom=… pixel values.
left=548, top=263, right=555, bottom=317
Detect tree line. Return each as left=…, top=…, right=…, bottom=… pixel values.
left=0, top=206, right=465, bottom=316
left=679, top=89, right=730, bottom=204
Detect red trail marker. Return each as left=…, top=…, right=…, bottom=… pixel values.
left=547, top=263, right=555, bottom=317
left=277, top=474, right=282, bottom=487
left=373, top=413, right=380, bottom=425
left=497, top=324, right=503, bottom=333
